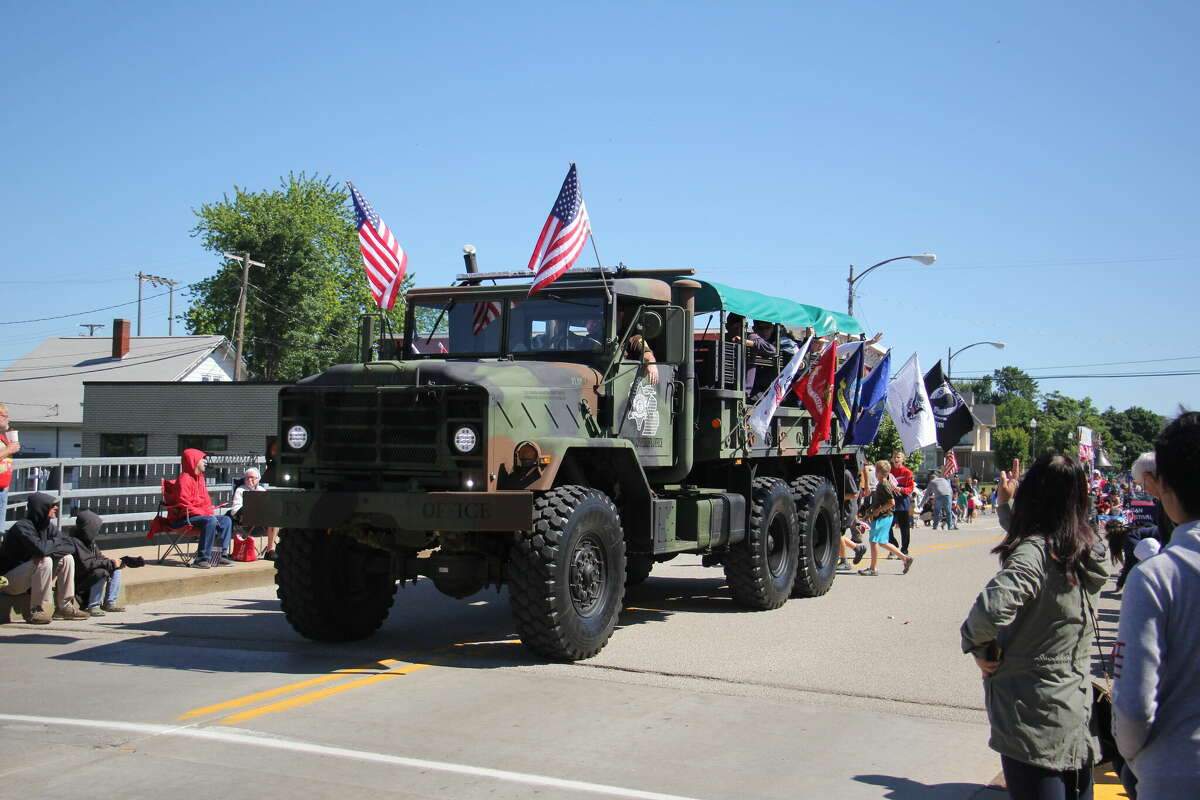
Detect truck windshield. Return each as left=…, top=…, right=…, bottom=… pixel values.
left=407, top=296, right=605, bottom=356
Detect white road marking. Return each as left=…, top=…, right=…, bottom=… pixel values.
left=0, top=713, right=700, bottom=800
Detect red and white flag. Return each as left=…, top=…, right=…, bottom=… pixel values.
left=748, top=337, right=812, bottom=442
left=528, top=164, right=591, bottom=295
left=348, top=181, right=407, bottom=310
left=943, top=450, right=959, bottom=478
left=794, top=341, right=838, bottom=455
left=472, top=301, right=500, bottom=334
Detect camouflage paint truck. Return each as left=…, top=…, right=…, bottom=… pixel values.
left=244, top=266, right=867, bottom=660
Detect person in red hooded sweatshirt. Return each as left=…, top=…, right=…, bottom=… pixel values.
left=170, top=449, right=233, bottom=569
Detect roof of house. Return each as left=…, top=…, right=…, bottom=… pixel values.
left=0, top=336, right=234, bottom=425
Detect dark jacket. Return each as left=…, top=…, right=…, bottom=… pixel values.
left=0, top=493, right=72, bottom=574
left=961, top=503, right=1109, bottom=770
left=71, top=509, right=115, bottom=594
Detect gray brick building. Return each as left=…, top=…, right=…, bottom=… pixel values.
left=82, top=382, right=286, bottom=459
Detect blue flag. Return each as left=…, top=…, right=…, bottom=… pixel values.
left=831, top=344, right=865, bottom=433
left=847, top=350, right=892, bottom=446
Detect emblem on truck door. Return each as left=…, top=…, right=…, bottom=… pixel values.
left=628, top=378, right=660, bottom=436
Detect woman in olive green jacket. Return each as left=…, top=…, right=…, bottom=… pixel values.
left=961, top=455, right=1108, bottom=800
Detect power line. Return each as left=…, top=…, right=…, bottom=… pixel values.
left=1021, top=355, right=1200, bottom=370
left=0, top=288, right=174, bottom=325
left=954, top=370, right=1200, bottom=380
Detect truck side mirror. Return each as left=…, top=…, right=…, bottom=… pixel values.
left=658, top=306, right=688, bottom=364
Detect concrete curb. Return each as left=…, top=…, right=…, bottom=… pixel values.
left=1, top=543, right=278, bottom=622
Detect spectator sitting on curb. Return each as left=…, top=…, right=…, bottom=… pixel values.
left=0, top=493, right=88, bottom=623
left=70, top=509, right=125, bottom=615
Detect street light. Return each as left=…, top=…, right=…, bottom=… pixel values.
left=1030, top=417, right=1038, bottom=459
left=847, top=253, right=937, bottom=315
left=946, top=341, right=1006, bottom=377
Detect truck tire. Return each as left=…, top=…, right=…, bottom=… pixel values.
left=509, top=486, right=626, bottom=661
left=790, top=475, right=840, bottom=598
left=625, top=554, right=654, bottom=586
left=724, top=477, right=799, bottom=609
left=275, top=528, right=396, bottom=642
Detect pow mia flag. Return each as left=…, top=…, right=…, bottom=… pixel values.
left=923, top=360, right=975, bottom=452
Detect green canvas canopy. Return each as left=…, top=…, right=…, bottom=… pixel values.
left=690, top=280, right=864, bottom=336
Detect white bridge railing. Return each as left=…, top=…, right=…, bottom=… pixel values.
left=3, top=455, right=264, bottom=535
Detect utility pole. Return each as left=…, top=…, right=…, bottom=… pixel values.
left=79, top=323, right=105, bottom=336
left=135, top=272, right=180, bottom=335
left=223, top=252, right=265, bottom=381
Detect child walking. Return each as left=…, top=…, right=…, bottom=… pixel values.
left=859, top=460, right=915, bottom=576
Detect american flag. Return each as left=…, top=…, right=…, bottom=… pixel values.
left=472, top=301, right=500, bottom=335
left=943, top=450, right=959, bottom=478
left=528, top=164, right=591, bottom=295
left=348, top=181, right=407, bottom=310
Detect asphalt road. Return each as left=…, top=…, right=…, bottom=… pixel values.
left=0, top=514, right=1122, bottom=799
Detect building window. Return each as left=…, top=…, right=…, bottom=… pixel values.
left=100, top=434, right=147, bottom=457
left=178, top=435, right=228, bottom=453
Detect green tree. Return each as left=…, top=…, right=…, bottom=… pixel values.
left=186, top=172, right=408, bottom=380
left=1099, top=406, right=1165, bottom=469
left=990, top=366, right=1038, bottom=402
left=992, top=427, right=1031, bottom=469
left=864, top=415, right=924, bottom=471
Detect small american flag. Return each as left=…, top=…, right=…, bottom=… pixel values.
left=472, top=301, right=500, bottom=334
left=528, top=164, right=591, bottom=295
left=943, top=450, right=959, bottom=478
left=348, top=181, right=407, bottom=310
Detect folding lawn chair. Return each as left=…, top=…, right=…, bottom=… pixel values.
left=145, top=478, right=199, bottom=564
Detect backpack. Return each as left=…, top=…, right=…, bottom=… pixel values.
left=230, top=532, right=257, bottom=562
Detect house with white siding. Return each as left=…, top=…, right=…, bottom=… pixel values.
left=0, top=319, right=240, bottom=457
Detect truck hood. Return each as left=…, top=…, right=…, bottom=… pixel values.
left=301, top=359, right=604, bottom=402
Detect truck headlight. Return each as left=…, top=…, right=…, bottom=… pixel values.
left=286, top=425, right=309, bottom=449
left=452, top=426, right=478, bottom=454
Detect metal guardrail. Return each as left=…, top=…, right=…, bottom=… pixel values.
left=3, top=455, right=264, bottom=536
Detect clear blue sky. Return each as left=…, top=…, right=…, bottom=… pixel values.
left=3, top=1, right=1196, bottom=416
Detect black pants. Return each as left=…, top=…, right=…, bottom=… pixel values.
left=1000, top=755, right=1093, bottom=800
left=890, top=508, right=911, bottom=553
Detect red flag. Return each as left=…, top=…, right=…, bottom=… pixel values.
left=943, top=450, right=958, bottom=477
left=794, top=341, right=837, bottom=455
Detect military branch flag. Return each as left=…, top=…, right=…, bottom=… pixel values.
left=795, top=341, right=838, bottom=456
left=885, top=353, right=936, bottom=453
left=528, top=164, right=592, bottom=295
left=347, top=181, right=407, bottom=310
left=748, top=337, right=813, bottom=442
left=846, top=350, right=891, bottom=446
left=943, top=449, right=959, bottom=478
left=923, top=360, right=975, bottom=452
left=831, top=343, right=866, bottom=434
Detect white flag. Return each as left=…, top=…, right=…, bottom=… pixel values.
left=748, top=338, right=812, bottom=442
left=885, top=353, right=936, bottom=454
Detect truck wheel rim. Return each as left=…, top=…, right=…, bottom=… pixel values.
left=570, top=534, right=607, bottom=616
left=767, top=515, right=789, bottom=577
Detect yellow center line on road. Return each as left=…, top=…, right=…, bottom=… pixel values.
left=178, top=658, right=407, bottom=721
left=905, top=534, right=1002, bottom=556
left=218, top=661, right=442, bottom=725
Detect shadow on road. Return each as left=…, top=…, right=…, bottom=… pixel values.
left=854, top=774, right=1003, bottom=798
left=43, top=571, right=754, bottom=675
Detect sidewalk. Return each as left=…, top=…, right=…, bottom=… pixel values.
left=0, top=541, right=277, bottom=622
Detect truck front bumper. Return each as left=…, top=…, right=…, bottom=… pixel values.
left=242, top=489, right=534, bottom=531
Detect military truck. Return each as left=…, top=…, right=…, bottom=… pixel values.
left=244, top=266, right=867, bottom=660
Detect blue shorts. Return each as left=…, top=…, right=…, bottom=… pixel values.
left=869, top=516, right=894, bottom=544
